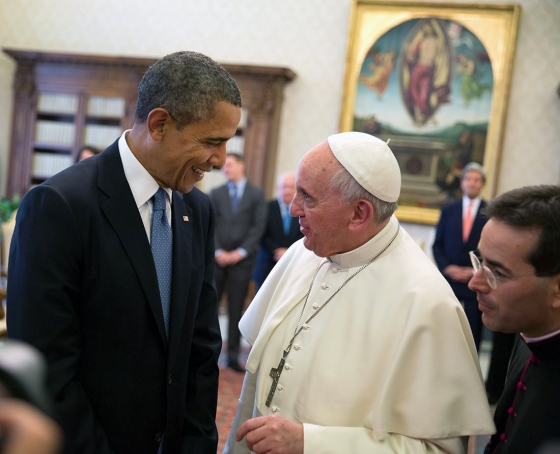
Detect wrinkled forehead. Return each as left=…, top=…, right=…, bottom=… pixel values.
left=299, top=142, right=339, bottom=177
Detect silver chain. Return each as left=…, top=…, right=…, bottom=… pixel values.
left=282, top=225, right=400, bottom=357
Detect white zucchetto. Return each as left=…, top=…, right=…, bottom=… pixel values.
left=328, top=132, right=401, bottom=203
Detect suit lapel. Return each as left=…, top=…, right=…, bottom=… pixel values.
left=168, top=192, right=193, bottom=355
left=97, top=143, right=168, bottom=347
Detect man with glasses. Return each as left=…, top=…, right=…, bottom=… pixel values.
left=468, top=185, right=560, bottom=454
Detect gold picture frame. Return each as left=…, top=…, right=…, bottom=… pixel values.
left=340, top=1, right=520, bottom=224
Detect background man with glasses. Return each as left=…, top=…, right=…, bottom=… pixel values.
left=468, top=185, right=560, bottom=454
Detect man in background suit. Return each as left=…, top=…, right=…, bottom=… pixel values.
left=253, top=173, right=303, bottom=291
left=210, top=154, right=267, bottom=372
left=433, top=162, right=487, bottom=350
left=7, top=51, right=242, bottom=454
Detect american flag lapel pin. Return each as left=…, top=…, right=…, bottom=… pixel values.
left=183, top=216, right=189, bottom=222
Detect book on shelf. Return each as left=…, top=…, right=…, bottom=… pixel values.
left=226, top=135, right=245, bottom=154
left=37, top=93, right=79, bottom=114
left=84, top=124, right=122, bottom=148
left=35, top=120, right=75, bottom=146
left=87, top=96, right=126, bottom=117
left=32, top=152, right=74, bottom=179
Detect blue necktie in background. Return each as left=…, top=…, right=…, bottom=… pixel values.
left=283, top=207, right=291, bottom=236
left=151, top=188, right=172, bottom=339
left=230, top=183, right=239, bottom=214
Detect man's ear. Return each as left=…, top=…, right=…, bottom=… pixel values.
left=551, top=274, right=560, bottom=310
left=348, top=200, right=374, bottom=233
left=146, top=108, right=172, bottom=141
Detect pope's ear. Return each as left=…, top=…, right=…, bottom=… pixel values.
left=146, top=108, right=172, bottom=141
left=348, top=200, right=374, bottom=232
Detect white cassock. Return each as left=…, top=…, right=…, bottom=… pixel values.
left=224, top=216, right=495, bottom=454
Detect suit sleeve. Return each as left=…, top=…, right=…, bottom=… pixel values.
left=208, top=189, right=224, bottom=252
left=261, top=203, right=282, bottom=254
left=7, top=185, right=116, bottom=454
left=180, top=195, right=222, bottom=453
left=432, top=207, right=451, bottom=272
left=238, top=189, right=267, bottom=256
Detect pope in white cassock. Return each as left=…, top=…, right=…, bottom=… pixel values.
left=224, top=132, right=495, bottom=454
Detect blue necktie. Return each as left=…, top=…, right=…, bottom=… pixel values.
left=151, top=188, right=172, bottom=339
left=283, top=208, right=291, bottom=236
left=230, top=184, right=239, bottom=214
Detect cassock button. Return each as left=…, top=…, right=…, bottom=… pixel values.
left=271, top=406, right=280, bottom=413
left=294, top=344, right=302, bottom=351
left=302, top=323, right=310, bottom=330
left=277, top=385, right=284, bottom=391
left=332, top=268, right=339, bottom=274
left=320, top=283, right=328, bottom=290
left=312, top=304, right=319, bottom=310
left=168, top=374, right=172, bottom=384
left=284, top=364, right=292, bottom=370
left=155, top=432, right=163, bottom=442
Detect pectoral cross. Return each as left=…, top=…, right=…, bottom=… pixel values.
left=266, top=350, right=288, bottom=407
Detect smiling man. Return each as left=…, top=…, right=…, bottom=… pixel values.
left=224, top=132, right=494, bottom=454
left=468, top=185, right=560, bottom=454
left=7, top=51, right=242, bottom=454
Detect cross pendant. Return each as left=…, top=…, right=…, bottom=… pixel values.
left=265, top=357, right=285, bottom=407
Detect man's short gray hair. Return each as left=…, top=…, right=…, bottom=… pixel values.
left=329, top=165, right=398, bottom=223
left=461, top=162, right=486, bottom=183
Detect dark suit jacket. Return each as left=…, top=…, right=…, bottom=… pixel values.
left=7, top=141, right=221, bottom=454
left=254, top=199, right=302, bottom=286
left=209, top=182, right=266, bottom=266
left=432, top=198, right=487, bottom=301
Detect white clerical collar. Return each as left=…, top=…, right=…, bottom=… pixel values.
left=522, top=327, right=560, bottom=343
left=328, top=215, right=401, bottom=269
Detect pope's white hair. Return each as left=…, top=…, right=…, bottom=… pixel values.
left=329, top=165, right=397, bottom=223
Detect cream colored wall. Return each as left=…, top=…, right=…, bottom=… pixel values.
left=0, top=0, right=558, bottom=241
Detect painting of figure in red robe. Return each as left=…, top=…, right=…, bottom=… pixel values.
left=354, top=18, right=493, bottom=208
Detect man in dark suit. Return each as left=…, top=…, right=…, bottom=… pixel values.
left=253, top=172, right=303, bottom=290
left=433, top=162, right=487, bottom=350
left=7, top=51, right=242, bottom=454
left=210, top=154, right=266, bottom=372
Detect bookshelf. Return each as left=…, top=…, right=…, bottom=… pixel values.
left=4, top=49, right=295, bottom=198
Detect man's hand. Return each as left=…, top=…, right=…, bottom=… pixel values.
left=0, top=399, right=62, bottom=454
left=228, top=250, right=244, bottom=266
left=235, top=415, right=303, bottom=454
left=273, top=248, right=288, bottom=262
left=215, top=251, right=231, bottom=267
left=216, top=250, right=244, bottom=267
left=443, top=265, right=474, bottom=283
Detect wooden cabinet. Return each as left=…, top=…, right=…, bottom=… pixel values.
left=4, top=49, right=295, bottom=198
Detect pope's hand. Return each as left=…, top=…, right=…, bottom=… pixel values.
left=235, top=415, right=303, bottom=454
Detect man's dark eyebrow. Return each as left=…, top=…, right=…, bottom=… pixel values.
left=483, top=255, right=513, bottom=275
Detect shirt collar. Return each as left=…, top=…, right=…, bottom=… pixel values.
left=229, top=177, right=247, bottom=193
left=118, top=130, right=172, bottom=207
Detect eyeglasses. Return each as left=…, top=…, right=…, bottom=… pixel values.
left=469, top=250, right=549, bottom=290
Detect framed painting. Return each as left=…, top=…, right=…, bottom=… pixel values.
left=340, top=1, right=520, bottom=224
